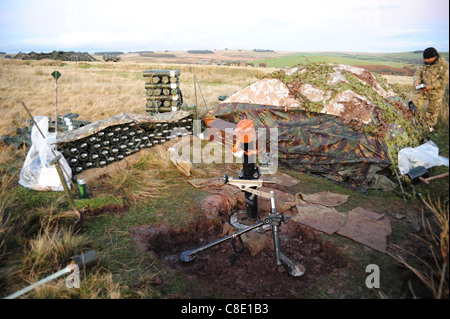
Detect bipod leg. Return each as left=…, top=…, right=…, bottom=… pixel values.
left=180, top=220, right=264, bottom=262
left=228, top=235, right=246, bottom=266
left=266, top=191, right=305, bottom=277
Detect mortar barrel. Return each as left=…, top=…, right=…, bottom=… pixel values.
left=161, top=76, right=169, bottom=84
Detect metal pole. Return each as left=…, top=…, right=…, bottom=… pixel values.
left=180, top=220, right=265, bottom=262
left=4, top=267, right=71, bottom=299
left=194, top=74, right=198, bottom=110
left=4, top=250, right=99, bottom=299
left=194, top=74, right=208, bottom=113
left=50, top=155, right=78, bottom=213
left=55, top=77, right=58, bottom=137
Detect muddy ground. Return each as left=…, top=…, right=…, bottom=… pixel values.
left=131, top=214, right=349, bottom=298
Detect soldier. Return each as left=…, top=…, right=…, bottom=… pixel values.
left=413, top=47, right=449, bottom=132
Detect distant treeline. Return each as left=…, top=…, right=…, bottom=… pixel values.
left=253, top=49, right=274, bottom=52
left=139, top=52, right=176, bottom=58
left=129, top=51, right=154, bottom=54
left=94, top=51, right=124, bottom=55
left=187, top=50, right=213, bottom=54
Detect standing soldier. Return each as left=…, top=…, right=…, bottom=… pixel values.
left=413, top=47, right=449, bottom=132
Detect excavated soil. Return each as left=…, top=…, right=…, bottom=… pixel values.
left=131, top=216, right=349, bottom=298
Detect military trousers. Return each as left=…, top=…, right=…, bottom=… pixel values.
left=413, top=90, right=444, bottom=128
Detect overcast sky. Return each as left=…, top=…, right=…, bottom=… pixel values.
left=0, top=0, right=448, bottom=54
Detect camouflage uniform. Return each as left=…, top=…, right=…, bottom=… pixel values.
left=413, top=55, right=449, bottom=128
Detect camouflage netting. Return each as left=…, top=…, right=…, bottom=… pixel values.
left=14, top=50, right=97, bottom=62
left=204, top=63, right=426, bottom=190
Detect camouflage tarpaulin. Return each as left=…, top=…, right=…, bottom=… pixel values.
left=204, top=63, right=426, bottom=190
left=56, top=111, right=192, bottom=144
left=207, top=103, right=391, bottom=189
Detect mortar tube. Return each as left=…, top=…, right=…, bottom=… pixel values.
left=241, top=141, right=259, bottom=220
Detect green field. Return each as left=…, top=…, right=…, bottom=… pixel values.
left=250, top=51, right=450, bottom=69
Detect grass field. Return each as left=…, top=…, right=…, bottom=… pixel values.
left=250, top=51, right=450, bottom=74
left=0, top=56, right=448, bottom=300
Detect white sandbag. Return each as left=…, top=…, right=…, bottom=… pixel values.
left=19, top=116, right=72, bottom=191
left=398, top=140, right=449, bottom=175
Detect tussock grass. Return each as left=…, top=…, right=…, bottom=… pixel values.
left=31, top=267, right=124, bottom=299
left=23, top=224, right=90, bottom=274
left=78, top=145, right=178, bottom=205
left=1, top=224, right=92, bottom=298
left=390, top=197, right=449, bottom=299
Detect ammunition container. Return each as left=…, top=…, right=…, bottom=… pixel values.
left=146, top=100, right=162, bottom=108
left=150, top=76, right=161, bottom=84
left=89, top=152, right=99, bottom=161
left=79, top=151, right=89, bottom=161
left=143, top=69, right=181, bottom=114
left=73, top=165, right=83, bottom=174
left=96, top=160, right=107, bottom=168
left=68, top=156, right=79, bottom=165
left=59, top=76, right=194, bottom=176
left=68, top=146, right=79, bottom=155
left=146, top=95, right=179, bottom=101
left=100, top=149, right=109, bottom=157
left=111, top=136, right=120, bottom=144
left=86, top=135, right=97, bottom=144
left=81, top=161, right=93, bottom=170
left=143, top=69, right=180, bottom=77
left=144, top=83, right=178, bottom=89
left=91, top=143, right=101, bottom=150
left=145, top=107, right=174, bottom=112
left=113, top=126, right=122, bottom=133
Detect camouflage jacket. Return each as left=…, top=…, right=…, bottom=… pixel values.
left=413, top=55, right=449, bottom=93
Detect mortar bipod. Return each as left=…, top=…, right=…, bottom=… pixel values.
left=180, top=187, right=305, bottom=277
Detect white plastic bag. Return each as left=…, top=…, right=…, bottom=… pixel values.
left=19, top=116, right=72, bottom=191
left=398, top=140, right=449, bottom=176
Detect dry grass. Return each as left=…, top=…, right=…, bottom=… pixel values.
left=0, top=59, right=272, bottom=136
left=23, top=224, right=90, bottom=274
left=30, top=268, right=124, bottom=299
left=390, top=197, right=449, bottom=299
left=78, top=145, right=178, bottom=204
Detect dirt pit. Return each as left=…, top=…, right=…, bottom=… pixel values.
left=131, top=216, right=349, bottom=298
